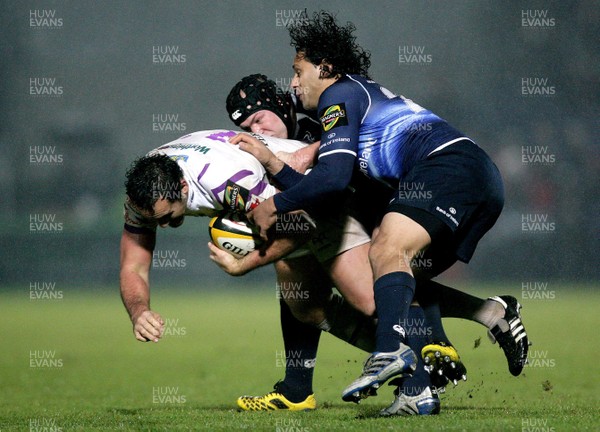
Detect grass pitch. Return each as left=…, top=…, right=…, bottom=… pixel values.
left=1, top=284, right=599, bottom=431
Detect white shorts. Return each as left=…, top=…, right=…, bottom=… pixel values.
left=285, top=212, right=370, bottom=263
left=309, top=213, right=371, bottom=263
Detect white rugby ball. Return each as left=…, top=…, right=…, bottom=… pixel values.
left=208, top=215, right=258, bottom=258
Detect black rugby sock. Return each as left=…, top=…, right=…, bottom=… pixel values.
left=279, top=301, right=321, bottom=403
left=415, top=282, right=452, bottom=345
left=420, top=280, right=486, bottom=321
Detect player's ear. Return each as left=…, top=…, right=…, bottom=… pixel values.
left=319, top=60, right=335, bottom=79
left=180, top=178, right=189, bottom=195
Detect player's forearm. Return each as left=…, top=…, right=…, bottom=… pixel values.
left=263, top=154, right=285, bottom=176
left=119, top=229, right=155, bottom=322
left=120, top=271, right=151, bottom=322
left=215, top=236, right=306, bottom=277
left=272, top=163, right=305, bottom=190
left=273, top=152, right=356, bottom=214
left=242, top=237, right=303, bottom=273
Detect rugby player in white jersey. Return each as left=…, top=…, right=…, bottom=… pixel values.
left=120, top=129, right=386, bottom=410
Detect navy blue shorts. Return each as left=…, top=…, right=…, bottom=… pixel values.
left=386, top=140, right=504, bottom=276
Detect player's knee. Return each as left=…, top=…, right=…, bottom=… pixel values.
left=369, top=237, right=396, bottom=267
left=369, top=239, right=414, bottom=275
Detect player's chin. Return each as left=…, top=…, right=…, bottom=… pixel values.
left=169, top=216, right=185, bottom=228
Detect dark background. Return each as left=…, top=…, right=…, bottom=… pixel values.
left=1, top=1, right=597, bottom=290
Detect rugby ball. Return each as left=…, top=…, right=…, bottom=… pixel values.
left=208, top=215, right=258, bottom=258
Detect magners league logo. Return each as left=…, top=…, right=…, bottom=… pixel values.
left=320, top=103, right=348, bottom=131
left=224, top=180, right=250, bottom=212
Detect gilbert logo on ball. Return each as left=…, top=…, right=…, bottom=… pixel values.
left=208, top=215, right=258, bottom=258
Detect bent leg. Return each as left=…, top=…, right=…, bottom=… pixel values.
left=325, top=242, right=375, bottom=316
left=369, top=212, right=431, bottom=352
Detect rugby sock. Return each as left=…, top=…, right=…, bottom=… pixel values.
left=278, top=301, right=321, bottom=402
left=415, top=282, right=452, bottom=345
left=427, top=280, right=504, bottom=327
left=399, top=305, right=432, bottom=396
left=374, top=271, right=415, bottom=352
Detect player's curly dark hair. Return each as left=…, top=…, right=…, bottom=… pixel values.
left=288, top=11, right=371, bottom=79
left=124, top=154, right=183, bottom=214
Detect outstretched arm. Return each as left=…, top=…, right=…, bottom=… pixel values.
left=119, top=228, right=164, bottom=342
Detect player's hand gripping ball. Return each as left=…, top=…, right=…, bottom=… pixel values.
left=208, top=214, right=261, bottom=258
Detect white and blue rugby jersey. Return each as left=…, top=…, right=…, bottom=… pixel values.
left=273, top=75, right=470, bottom=213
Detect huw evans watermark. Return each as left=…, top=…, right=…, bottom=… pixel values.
left=276, top=281, right=309, bottom=301
left=150, top=181, right=184, bottom=201
left=275, top=350, right=316, bottom=369
left=152, top=250, right=187, bottom=270
left=152, top=45, right=186, bottom=64
left=399, top=45, right=432, bottom=65
left=30, top=350, right=63, bottom=368
left=162, top=318, right=187, bottom=337
left=30, top=9, right=63, bottom=28
left=152, top=113, right=187, bottom=133
left=152, top=386, right=186, bottom=404
left=521, top=418, right=555, bottom=432
left=30, top=145, right=64, bottom=165
left=275, top=213, right=312, bottom=235
left=275, top=418, right=310, bottom=432
left=521, top=146, right=555, bottom=165
left=521, top=282, right=555, bottom=300
left=30, top=214, right=63, bottom=234
left=521, top=10, right=556, bottom=28
left=29, top=418, right=63, bottom=432
left=526, top=350, right=556, bottom=368
left=29, top=77, right=63, bottom=97
left=275, top=9, right=308, bottom=27
left=521, top=214, right=555, bottom=233
left=397, top=181, right=432, bottom=201
left=30, top=282, right=63, bottom=300
left=521, top=77, right=556, bottom=96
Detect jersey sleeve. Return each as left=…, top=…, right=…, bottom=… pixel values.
left=123, top=199, right=157, bottom=234
left=271, top=163, right=305, bottom=190
left=273, top=79, right=368, bottom=213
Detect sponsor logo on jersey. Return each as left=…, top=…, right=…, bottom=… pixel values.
left=157, top=143, right=211, bottom=154
left=319, top=103, right=348, bottom=132
left=169, top=155, right=189, bottom=163
left=224, top=180, right=250, bottom=212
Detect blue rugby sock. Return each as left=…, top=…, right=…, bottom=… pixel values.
left=400, top=305, right=433, bottom=396
left=374, top=271, right=416, bottom=352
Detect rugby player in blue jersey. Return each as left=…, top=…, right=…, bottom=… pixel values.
left=230, top=11, right=529, bottom=412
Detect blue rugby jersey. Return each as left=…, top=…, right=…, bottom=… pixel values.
left=273, top=75, right=470, bottom=213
